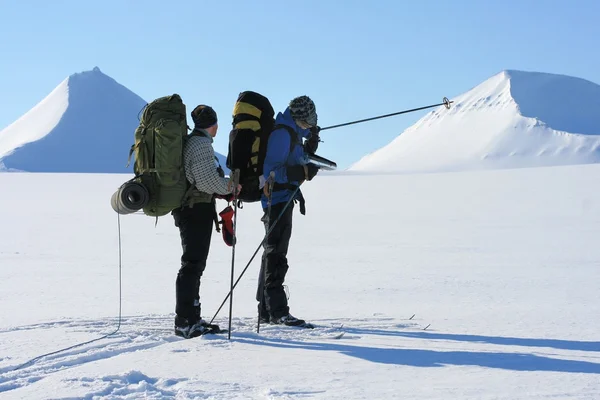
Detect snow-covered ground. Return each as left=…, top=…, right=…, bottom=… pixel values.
left=1, top=166, right=599, bottom=399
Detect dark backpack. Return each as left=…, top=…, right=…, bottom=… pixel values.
left=226, top=91, right=276, bottom=202
left=226, top=91, right=306, bottom=203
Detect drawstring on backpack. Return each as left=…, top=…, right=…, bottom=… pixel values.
left=212, top=199, right=221, bottom=233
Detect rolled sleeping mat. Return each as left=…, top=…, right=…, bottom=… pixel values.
left=111, top=181, right=149, bottom=215
left=308, top=153, right=337, bottom=171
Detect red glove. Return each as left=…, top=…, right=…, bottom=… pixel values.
left=218, top=206, right=235, bottom=246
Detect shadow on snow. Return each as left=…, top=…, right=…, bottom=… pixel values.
left=233, top=332, right=600, bottom=374
left=345, top=326, right=600, bottom=353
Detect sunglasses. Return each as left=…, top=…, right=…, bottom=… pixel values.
left=297, top=120, right=314, bottom=129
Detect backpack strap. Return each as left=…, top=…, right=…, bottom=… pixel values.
left=268, top=124, right=307, bottom=215
left=269, top=124, right=300, bottom=192
left=273, top=124, right=299, bottom=155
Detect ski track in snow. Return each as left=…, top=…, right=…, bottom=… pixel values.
left=0, top=314, right=426, bottom=398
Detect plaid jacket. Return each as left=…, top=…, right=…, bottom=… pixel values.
left=183, top=130, right=231, bottom=203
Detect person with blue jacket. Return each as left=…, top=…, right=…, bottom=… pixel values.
left=256, top=95, right=321, bottom=327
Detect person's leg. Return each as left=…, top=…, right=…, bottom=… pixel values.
left=257, top=245, right=270, bottom=323
left=172, top=202, right=214, bottom=333
left=260, top=201, right=294, bottom=320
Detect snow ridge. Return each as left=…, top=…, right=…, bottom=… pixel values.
left=350, top=70, right=600, bottom=172
left=0, top=67, right=148, bottom=173
left=0, top=78, right=69, bottom=160
left=0, top=67, right=230, bottom=174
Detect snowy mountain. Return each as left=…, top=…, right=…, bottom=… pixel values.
left=0, top=67, right=228, bottom=173
left=350, top=70, right=600, bottom=172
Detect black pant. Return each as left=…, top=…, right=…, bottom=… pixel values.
left=256, top=201, right=294, bottom=320
left=172, top=201, right=215, bottom=322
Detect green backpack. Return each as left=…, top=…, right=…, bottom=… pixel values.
left=128, top=94, right=192, bottom=217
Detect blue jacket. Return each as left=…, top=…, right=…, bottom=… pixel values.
left=261, top=107, right=311, bottom=209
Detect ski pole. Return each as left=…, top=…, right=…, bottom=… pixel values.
left=319, top=97, right=453, bottom=131
left=209, top=184, right=300, bottom=326
left=227, top=169, right=241, bottom=340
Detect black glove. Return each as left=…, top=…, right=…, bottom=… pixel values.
left=286, top=163, right=320, bottom=182
left=305, top=163, right=319, bottom=180
left=304, top=126, right=321, bottom=154
left=214, top=193, right=234, bottom=202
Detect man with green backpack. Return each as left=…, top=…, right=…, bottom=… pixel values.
left=171, top=104, right=241, bottom=338
left=126, top=94, right=240, bottom=338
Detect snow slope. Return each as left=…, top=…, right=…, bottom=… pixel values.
left=350, top=70, right=600, bottom=172
left=0, top=67, right=228, bottom=173
left=1, top=166, right=599, bottom=399
left=0, top=78, right=69, bottom=163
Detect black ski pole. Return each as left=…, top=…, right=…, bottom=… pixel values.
left=257, top=172, right=276, bottom=334
left=209, top=184, right=300, bottom=326
left=227, top=169, right=240, bottom=340
left=319, top=97, right=453, bottom=131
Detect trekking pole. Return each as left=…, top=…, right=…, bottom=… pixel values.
left=319, top=97, right=453, bottom=131
left=209, top=183, right=300, bottom=326
left=257, top=172, right=276, bottom=334
left=227, top=169, right=241, bottom=340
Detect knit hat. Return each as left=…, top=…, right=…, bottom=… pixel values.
left=289, top=95, right=317, bottom=127
left=191, top=105, right=218, bottom=129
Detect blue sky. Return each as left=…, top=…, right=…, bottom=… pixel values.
left=1, top=0, right=599, bottom=169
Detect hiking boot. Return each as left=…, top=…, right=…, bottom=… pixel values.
left=259, top=310, right=270, bottom=324
left=272, top=314, right=306, bottom=327
left=197, top=319, right=223, bottom=333
left=174, top=315, right=218, bottom=338
left=258, top=303, right=270, bottom=324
